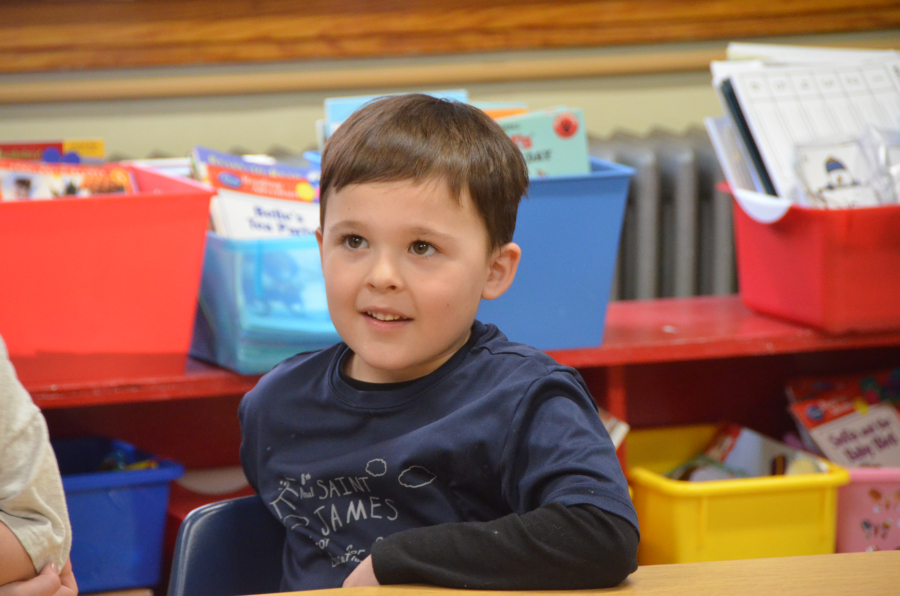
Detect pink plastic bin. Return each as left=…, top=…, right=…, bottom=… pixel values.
left=836, top=467, right=900, bottom=552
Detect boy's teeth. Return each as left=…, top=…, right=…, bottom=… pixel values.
left=368, top=312, right=402, bottom=321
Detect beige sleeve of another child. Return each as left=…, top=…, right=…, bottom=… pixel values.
left=0, top=335, right=72, bottom=572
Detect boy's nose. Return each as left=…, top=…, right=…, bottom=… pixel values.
left=365, top=251, right=402, bottom=291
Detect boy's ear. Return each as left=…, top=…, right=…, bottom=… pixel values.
left=482, top=242, right=521, bottom=301
left=315, top=227, right=324, bottom=265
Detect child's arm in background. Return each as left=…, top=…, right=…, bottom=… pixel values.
left=346, top=502, right=637, bottom=589
left=0, top=336, right=75, bottom=594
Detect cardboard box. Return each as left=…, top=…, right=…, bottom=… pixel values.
left=0, top=166, right=213, bottom=355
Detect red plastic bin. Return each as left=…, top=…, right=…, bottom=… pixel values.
left=733, top=201, right=900, bottom=334
left=0, top=166, right=213, bottom=356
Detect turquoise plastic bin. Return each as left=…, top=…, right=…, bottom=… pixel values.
left=190, top=232, right=341, bottom=374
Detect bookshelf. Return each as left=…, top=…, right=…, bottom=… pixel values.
left=16, top=295, right=900, bottom=469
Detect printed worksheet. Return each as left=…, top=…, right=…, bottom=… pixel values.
left=728, top=57, right=900, bottom=201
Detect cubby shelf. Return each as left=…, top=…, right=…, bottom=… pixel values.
left=16, top=295, right=900, bottom=469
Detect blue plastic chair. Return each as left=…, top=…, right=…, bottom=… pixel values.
left=167, top=495, right=286, bottom=596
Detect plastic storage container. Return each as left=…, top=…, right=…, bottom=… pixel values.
left=835, top=466, right=900, bottom=553
left=627, top=424, right=849, bottom=565
left=190, top=232, right=341, bottom=374
left=191, top=157, right=633, bottom=373
left=732, top=200, right=900, bottom=334
left=52, top=437, right=184, bottom=593
left=477, top=157, right=632, bottom=350
left=0, top=166, right=213, bottom=356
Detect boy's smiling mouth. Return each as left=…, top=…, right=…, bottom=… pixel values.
left=364, top=311, right=411, bottom=322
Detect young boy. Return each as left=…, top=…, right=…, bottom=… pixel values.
left=239, top=94, right=639, bottom=591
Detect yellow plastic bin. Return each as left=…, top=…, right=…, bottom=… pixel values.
left=627, top=424, right=849, bottom=565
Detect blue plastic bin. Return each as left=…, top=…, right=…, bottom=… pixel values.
left=190, top=232, right=341, bottom=374
left=191, top=157, right=632, bottom=372
left=52, top=437, right=184, bottom=593
left=477, top=157, right=632, bottom=350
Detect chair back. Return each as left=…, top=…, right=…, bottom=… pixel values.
left=167, top=495, right=286, bottom=596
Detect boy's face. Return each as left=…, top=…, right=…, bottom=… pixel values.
left=317, top=177, right=517, bottom=384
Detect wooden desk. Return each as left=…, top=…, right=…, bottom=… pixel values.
left=298, top=551, right=900, bottom=596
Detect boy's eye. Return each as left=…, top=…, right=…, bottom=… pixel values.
left=410, top=241, right=435, bottom=256
left=343, top=235, right=367, bottom=249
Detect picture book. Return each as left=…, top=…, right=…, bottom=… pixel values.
left=666, top=423, right=828, bottom=482
left=790, top=397, right=900, bottom=467
left=496, top=106, right=591, bottom=178
left=0, top=139, right=105, bottom=164
left=786, top=367, right=900, bottom=406
left=191, top=146, right=319, bottom=187
left=323, top=90, right=469, bottom=141
left=206, top=164, right=319, bottom=240
left=472, top=101, right=529, bottom=120
left=0, top=159, right=136, bottom=200
left=597, top=407, right=629, bottom=450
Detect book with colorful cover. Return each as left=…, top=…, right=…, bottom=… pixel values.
left=323, top=90, right=469, bottom=141
left=0, top=159, right=136, bottom=200
left=0, top=139, right=105, bottom=164
left=190, top=146, right=320, bottom=188
left=598, top=407, right=629, bottom=450
left=788, top=371, right=900, bottom=467
left=666, top=423, right=828, bottom=482
left=206, top=164, right=319, bottom=240
left=496, top=106, right=591, bottom=178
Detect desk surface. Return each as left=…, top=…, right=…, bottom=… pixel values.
left=295, top=551, right=899, bottom=596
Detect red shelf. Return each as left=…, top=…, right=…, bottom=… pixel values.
left=14, top=296, right=900, bottom=410
left=549, top=296, right=900, bottom=368
left=15, top=352, right=260, bottom=409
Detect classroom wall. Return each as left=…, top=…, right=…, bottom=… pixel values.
left=0, top=31, right=894, bottom=159
left=0, top=72, right=719, bottom=159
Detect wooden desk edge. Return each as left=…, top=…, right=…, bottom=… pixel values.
left=278, top=551, right=899, bottom=595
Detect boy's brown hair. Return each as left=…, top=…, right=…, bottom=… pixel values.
left=318, top=94, right=528, bottom=250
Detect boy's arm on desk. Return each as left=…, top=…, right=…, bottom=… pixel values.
left=289, top=551, right=899, bottom=596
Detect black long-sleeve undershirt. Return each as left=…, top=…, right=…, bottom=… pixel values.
left=371, top=502, right=638, bottom=590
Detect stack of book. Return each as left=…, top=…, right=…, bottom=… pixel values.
left=706, top=43, right=900, bottom=211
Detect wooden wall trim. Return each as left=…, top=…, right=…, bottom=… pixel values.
left=2, top=0, right=899, bottom=75
left=2, top=34, right=898, bottom=105
left=0, top=46, right=725, bottom=105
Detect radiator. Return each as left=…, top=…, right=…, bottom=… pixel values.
left=589, top=127, right=737, bottom=300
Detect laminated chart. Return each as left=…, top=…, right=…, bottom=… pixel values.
left=726, top=57, right=900, bottom=200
